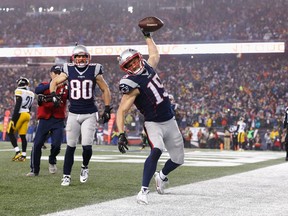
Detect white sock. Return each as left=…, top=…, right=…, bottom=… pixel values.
left=15, top=147, right=20, bottom=152
left=22, top=152, right=26, bottom=157
left=159, top=170, right=166, bottom=180
left=141, top=186, right=149, bottom=192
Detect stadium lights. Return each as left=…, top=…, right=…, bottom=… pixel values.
left=128, top=6, right=133, bottom=13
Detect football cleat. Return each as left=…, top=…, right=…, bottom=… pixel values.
left=61, top=175, right=71, bottom=186
left=136, top=188, right=149, bottom=205
left=80, top=166, right=89, bottom=183
left=154, top=171, right=169, bottom=194
left=26, top=172, right=38, bottom=177
left=49, top=164, right=57, bottom=174
left=12, top=152, right=22, bottom=161
left=17, top=156, right=26, bottom=162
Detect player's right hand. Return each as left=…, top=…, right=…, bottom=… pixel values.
left=118, top=133, right=129, bottom=154
left=51, top=92, right=61, bottom=107
left=101, top=106, right=112, bottom=124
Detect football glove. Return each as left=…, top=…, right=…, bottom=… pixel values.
left=101, top=106, right=112, bottom=124
left=141, top=30, right=151, bottom=38
left=118, top=132, right=129, bottom=154
left=51, top=92, right=61, bottom=107
left=37, top=94, right=45, bottom=106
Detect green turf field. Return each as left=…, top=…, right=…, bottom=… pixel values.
left=0, top=142, right=285, bottom=216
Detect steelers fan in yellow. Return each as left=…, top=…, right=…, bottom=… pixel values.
left=8, top=77, right=35, bottom=161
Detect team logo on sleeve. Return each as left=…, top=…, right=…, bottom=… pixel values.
left=119, top=84, right=130, bottom=94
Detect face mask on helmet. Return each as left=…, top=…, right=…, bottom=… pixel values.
left=118, top=49, right=145, bottom=75
left=16, top=77, right=30, bottom=88
left=71, top=45, right=91, bottom=68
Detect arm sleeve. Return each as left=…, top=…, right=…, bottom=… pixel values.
left=35, top=83, right=50, bottom=94
left=12, top=96, right=22, bottom=123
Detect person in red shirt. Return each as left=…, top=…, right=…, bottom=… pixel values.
left=27, top=65, right=68, bottom=176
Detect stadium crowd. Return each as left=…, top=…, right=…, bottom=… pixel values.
left=0, top=0, right=288, bottom=150
left=1, top=54, right=287, bottom=131
left=0, top=0, right=287, bottom=47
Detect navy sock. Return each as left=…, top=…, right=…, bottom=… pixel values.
left=63, top=146, right=76, bottom=175
left=142, top=148, right=162, bottom=187
left=162, top=159, right=181, bottom=176
left=82, top=145, right=92, bottom=167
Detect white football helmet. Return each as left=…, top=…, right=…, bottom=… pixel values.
left=71, top=45, right=91, bottom=68
left=16, top=77, right=29, bottom=89
left=118, top=49, right=144, bottom=75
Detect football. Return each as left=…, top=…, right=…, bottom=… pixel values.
left=138, top=16, right=164, bottom=32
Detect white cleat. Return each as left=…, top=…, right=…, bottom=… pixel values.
left=136, top=189, right=149, bottom=205
left=154, top=172, right=168, bottom=194
left=49, top=164, right=57, bottom=174
left=80, top=166, right=89, bottom=183
left=61, top=175, right=71, bottom=186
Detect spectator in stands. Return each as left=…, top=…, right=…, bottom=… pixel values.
left=183, top=127, right=193, bottom=148
left=223, top=126, right=231, bottom=150
left=254, top=133, right=262, bottom=150
left=264, top=130, right=272, bottom=150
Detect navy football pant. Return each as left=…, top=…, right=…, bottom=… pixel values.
left=30, top=117, right=64, bottom=174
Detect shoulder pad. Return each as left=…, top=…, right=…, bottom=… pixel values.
left=119, top=77, right=138, bottom=94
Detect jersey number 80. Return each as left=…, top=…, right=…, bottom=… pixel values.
left=70, top=80, right=93, bottom=100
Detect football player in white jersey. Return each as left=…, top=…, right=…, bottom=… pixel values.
left=8, top=77, right=35, bottom=161
left=237, top=117, right=247, bottom=150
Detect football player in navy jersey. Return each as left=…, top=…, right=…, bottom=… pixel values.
left=116, top=30, right=184, bottom=204
left=49, top=44, right=112, bottom=186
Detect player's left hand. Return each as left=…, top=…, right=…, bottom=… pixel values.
left=101, top=106, right=112, bottom=124
left=118, top=133, right=129, bottom=154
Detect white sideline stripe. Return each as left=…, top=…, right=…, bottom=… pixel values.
left=42, top=162, right=288, bottom=216
left=24, top=150, right=283, bottom=167
left=1, top=148, right=283, bottom=166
